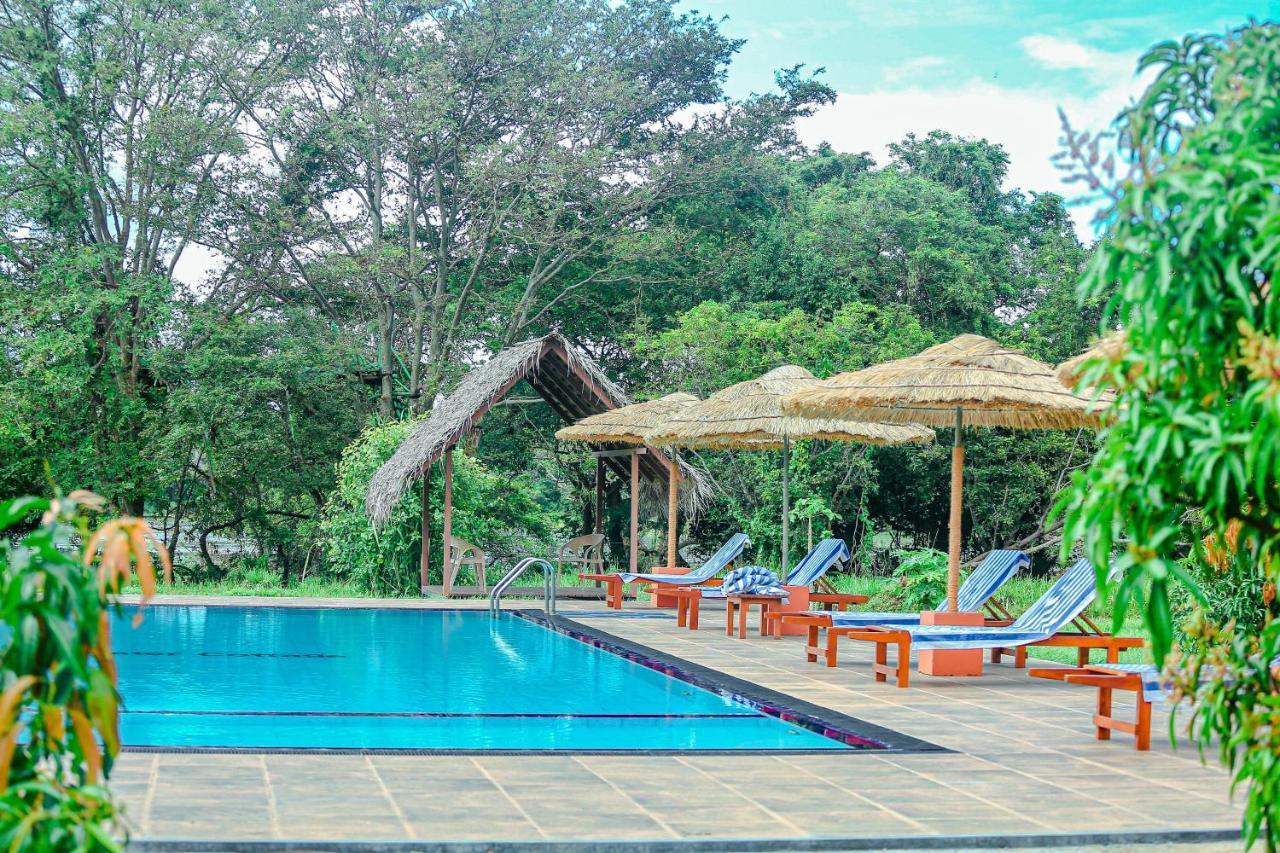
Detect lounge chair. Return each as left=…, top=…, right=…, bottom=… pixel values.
left=579, top=533, right=749, bottom=610
left=779, top=549, right=1029, bottom=664
left=699, top=538, right=851, bottom=600
left=669, top=539, right=861, bottom=632
left=829, top=558, right=1143, bottom=686
left=1029, top=663, right=1161, bottom=750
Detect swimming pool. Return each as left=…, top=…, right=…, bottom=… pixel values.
left=114, top=606, right=918, bottom=752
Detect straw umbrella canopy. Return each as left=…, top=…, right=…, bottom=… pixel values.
left=556, top=393, right=701, bottom=569
left=1056, top=330, right=1128, bottom=389
left=644, top=366, right=934, bottom=574
left=782, top=335, right=1101, bottom=610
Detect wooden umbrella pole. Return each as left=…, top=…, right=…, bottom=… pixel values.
left=666, top=450, right=679, bottom=569
left=781, top=434, right=790, bottom=577
left=629, top=449, right=640, bottom=574
left=948, top=408, right=964, bottom=611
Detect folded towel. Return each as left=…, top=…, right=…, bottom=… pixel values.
left=721, top=566, right=787, bottom=597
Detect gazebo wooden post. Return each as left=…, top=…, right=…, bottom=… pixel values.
left=420, top=462, right=431, bottom=592
left=629, top=448, right=640, bottom=575
left=442, top=447, right=454, bottom=596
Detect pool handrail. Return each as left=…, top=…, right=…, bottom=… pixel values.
left=489, top=557, right=557, bottom=616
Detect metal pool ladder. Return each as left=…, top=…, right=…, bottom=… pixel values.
left=489, top=557, right=557, bottom=616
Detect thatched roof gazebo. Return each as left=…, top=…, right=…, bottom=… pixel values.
left=365, top=333, right=707, bottom=595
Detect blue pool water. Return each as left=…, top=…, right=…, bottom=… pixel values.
left=114, top=607, right=854, bottom=751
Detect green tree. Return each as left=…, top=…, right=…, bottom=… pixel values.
left=1057, top=23, right=1280, bottom=847
left=0, top=0, right=307, bottom=513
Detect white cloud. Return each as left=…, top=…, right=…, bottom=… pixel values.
left=882, top=56, right=946, bottom=85
left=844, top=0, right=1008, bottom=28
left=1020, top=34, right=1134, bottom=81
left=795, top=67, right=1150, bottom=239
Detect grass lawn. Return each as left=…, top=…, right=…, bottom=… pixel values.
left=129, top=565, right=378, bottom=598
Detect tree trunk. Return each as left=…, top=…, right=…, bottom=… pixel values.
left=378, top=298, right=395, bottom=418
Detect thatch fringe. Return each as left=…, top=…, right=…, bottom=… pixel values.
left=555, top=393, right=700, bottom=444
left=783, top=335, right=1102, bottom=430
left=644, top=365, right=935, bottom=448
left=1056, top=330, right=1128, bottom=388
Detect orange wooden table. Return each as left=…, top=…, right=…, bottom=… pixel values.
left=1028, top=664, right=1154, bottom=750
left=577, top=573, right=626, bottom=609
left=725, top=594, right=783, bottom=639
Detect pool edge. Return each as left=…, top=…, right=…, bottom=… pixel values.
left=129, top=826, right=1243, bottom=852
left=518, top=609, right=947, bottom=755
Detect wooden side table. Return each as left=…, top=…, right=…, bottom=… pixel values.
left=1028, top=665, right=1153, bottom=750
left=577, top=573, right=625, bottom=609
left=725, top=594, right=783, bottom=639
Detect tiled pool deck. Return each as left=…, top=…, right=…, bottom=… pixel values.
left=114, top=595, right=1242, bottom=850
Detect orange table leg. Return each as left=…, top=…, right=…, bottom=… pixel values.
left=725, top=600, right=735, bottom=636
left=738, top=601, right=748, bottom=639
left=806, top=624, right=820, bottom=662
left=895, top=634, right=911, bottom=687
left=1135, top=691, right=1152, bottom=750
left=1095, top=683, right=1113, bottom=741
left=689, top=595, right=699, bottom=631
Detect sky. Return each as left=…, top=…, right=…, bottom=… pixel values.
left=681, top=0, right=1272, bottom=237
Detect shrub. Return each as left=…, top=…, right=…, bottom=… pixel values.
left=319, top=419, right=557, bottom=595
left=867, top=548, right=948, bottom=612
left=1056, top=23, right=1280, bottom=846
left=0, top=492, right=165, bottom=850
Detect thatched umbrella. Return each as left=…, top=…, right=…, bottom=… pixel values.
left=556, top=392, right=701, bottom=571
left=1057, top=330, right=1128, bottom=389
left=644, top=366, right=934, bottom=574
left=782, top=335, right=1100, bottom=610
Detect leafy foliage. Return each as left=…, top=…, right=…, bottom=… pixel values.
left=319, top=419, right=557, bottom=595
left=866, top=549, right=949, bottom=612
left=0, top=492, right=166, bottom=850
left=1056, top=23, right=1280, bottom=847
